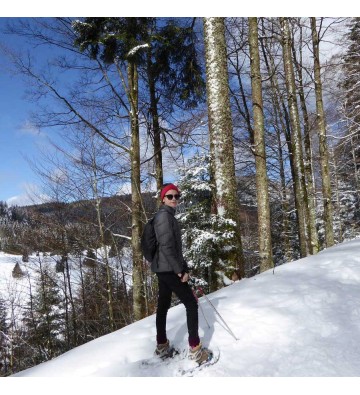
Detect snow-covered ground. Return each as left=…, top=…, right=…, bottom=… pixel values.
left=0, top=249, right=131, bottom=308
left=0, top=252, right=33, bottom=311
left=3, top=239, right=360, bottom=392
left=0, top=252, right=29, bottom=287
left=0, top=252, right=79, bottom=319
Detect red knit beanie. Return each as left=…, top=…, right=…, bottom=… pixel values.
left=160, top=183, right=180, bottom=200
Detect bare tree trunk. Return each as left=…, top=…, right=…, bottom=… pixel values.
left=62, top=255, right=78, bottom=346
left=280, top=17, right=310, bottom=257
left=87, top=134, right=116, bottom=331
left=203, top=17, right=245, bottom=282
left=310, top=17, right=335, bottom=248
left=291, top=20, right=319, bottom=253
left=147, top=48, right=163, bottom=201
left=94, top=197, right=115, bottom=331
left=109, top=232, right=132, bottom=324
left=78, top=255, right=89, bottom=341
left=259, top=19, right=293, bottom=261
left=331, top=147, right=343, bottom=242
left=128, top=61, right=146, bottom=320
left=248, top=17, right=274, bottom=273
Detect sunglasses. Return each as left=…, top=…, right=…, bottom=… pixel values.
left=165, top=194, right=181, bottom=201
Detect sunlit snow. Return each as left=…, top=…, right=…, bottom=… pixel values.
left=2, top=238, right=360, bottom=379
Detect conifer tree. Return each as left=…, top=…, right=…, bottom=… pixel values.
left=340, top=17, right=360, bottom=195
left=22, top=265, right=65, bottom=363
left=145, top=18, right=205, bottom=196
left=177, top=154, right=240, bottom=290
left=0, top=297, right=9, bottom=376
left=334, top=17, right=360, bottom=242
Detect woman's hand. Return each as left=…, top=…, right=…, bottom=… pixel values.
left=178, top=272, right=189, bottom=283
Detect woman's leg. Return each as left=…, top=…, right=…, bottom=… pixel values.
left=156, top=273, right=173, bottom=344
left=157, top=273, right=200, bottom=347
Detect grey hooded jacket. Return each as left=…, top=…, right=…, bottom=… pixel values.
left=151, top=204, right=188, bottom=274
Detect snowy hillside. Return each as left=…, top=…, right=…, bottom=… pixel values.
left=6, top=238, right=360, bottom=379
left=0, top=252, right=32, bottom=310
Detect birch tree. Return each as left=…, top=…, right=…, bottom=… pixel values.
left=203, top=17, right=245, bottom=280
left=248, top=17, right=273, bottom=272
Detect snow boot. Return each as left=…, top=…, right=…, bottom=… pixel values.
left=154, top=339, right=174, bottom=359
left=188, top=343, right=212, bottom=365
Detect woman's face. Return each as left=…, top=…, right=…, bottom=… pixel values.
left=162, top=189, right=179, bottom=208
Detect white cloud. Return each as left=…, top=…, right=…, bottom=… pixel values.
left=7, top=194, right=33, bottom=207
left=7, top=183, right=50, bottom=207
left=17, top=120, right=45, bottom=138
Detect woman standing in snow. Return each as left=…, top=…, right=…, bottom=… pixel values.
left=151, top=183, right=211, bottom=364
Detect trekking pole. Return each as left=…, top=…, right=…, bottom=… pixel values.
left=191, top=285, right=211, bottom=329
left=196, top=285, right=239, bottom=341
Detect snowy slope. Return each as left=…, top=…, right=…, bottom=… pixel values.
left=0, top=252, right=31, bottom=310
left=0, top=252, right=81, bottom=318
left=7, top=238, right=360, bottom=379
left=0, top=252, right=25, bottom=286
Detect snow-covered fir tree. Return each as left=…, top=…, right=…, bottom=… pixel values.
left=176, top=154, right=238, bottom=291
left=331, top=179, right=360, bottom=242
left=341, top=17, right=360, bottom=163
left=331, top=18, right=360, bottom=243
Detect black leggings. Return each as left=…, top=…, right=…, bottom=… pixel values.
left=156, top=272, right=200, bottom=347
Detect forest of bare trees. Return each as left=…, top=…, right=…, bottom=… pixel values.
left=1, top=17, right=360, bottom=376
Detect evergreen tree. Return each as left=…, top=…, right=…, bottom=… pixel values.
left=22, top=265, right=66, bottom=364
left=332, top=18, right=360, bottom=243
left=145, top=18, right=205, bottom=195
left=74, top=261, right=128, bottom=341
left=0, top=297, right=9, bottom=376
left=12, top=262, right=24, bottom=278
left=0, top=201, right=9, bottom=226
left=339, top=17, right=360, bottom=195
left=177, top=154, right=240, bottom=290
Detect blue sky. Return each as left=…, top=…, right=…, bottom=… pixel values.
left=0, top=18, right=46, bottom=205
left=0, top=17, right=69, bottom=206
left=0, top=7, right=356, bottom=206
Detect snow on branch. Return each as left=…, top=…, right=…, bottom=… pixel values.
left=112, top=233, right=131, bottom=241
left=127, top=43, right=149, bottom=57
